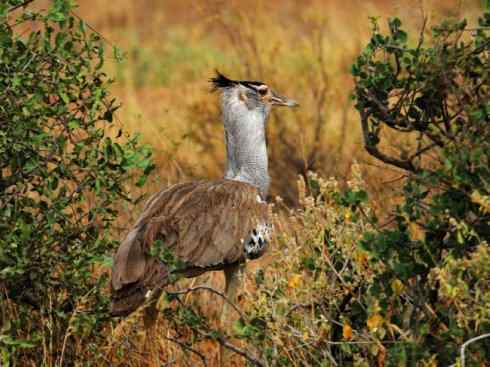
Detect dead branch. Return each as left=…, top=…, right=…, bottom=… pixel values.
left=460, top=333, right=490, bottom=367
left=8, top=0, right=35, bottom=13
left=168, top=286, right=246, bottom=321
left=166, top=285, right=264, bottom=366
left=163, top=336, right=208, bottom=367
left=360, top=110, right=417, bottom=172
left=206, top=333, right=265, bottom=367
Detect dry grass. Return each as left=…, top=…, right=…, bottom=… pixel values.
left=74, top=0, right=481, bottom=208
left=19, top=1, right=484, bottom=366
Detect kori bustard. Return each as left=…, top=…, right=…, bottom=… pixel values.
left=110, top=71, right=297, bottom=331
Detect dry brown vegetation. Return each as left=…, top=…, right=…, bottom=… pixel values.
left=73, top=0, right=481, bottom=208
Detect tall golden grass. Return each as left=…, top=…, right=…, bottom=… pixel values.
left=28, top=1, right=483, bottom=365
left=74, top=0, right=481, bottom=209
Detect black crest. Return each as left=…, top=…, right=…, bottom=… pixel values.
left=210, top=71, right=237, bottom=90
left=210, top=70, right=266, bottom=91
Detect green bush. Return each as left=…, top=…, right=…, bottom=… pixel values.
left=352, top=10, right=489, bottom=365
left=0, top=1, right=153, bottom=365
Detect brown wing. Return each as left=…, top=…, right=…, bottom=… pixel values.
left=110, top=179, right=268, bottom=316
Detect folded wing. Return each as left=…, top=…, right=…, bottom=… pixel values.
left=110, top=179, right=269, bottom=316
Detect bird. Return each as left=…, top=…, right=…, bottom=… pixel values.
left=110, top=71, right=298, bottom=345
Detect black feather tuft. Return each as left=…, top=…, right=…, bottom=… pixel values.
left=210, top=70, right=237, bottom=90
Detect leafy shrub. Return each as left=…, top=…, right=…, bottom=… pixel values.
left=104, top=169, right=380, bottom=366
left=0, top=1, right=153, bottom=364
left=351, top=11, right=489, bottom=365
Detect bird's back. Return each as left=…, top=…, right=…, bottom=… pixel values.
left=110, top=179, right=270, bottom=316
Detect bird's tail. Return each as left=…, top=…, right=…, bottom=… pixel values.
left=110, top=224, right=170, bottom=317
left=110, top=259, right=170, bottom=317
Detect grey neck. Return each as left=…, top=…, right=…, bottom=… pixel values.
left=221, top=90, right=270, bottom=199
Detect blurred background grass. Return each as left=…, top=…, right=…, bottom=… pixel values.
left=68, top=0, right=482, bottom=213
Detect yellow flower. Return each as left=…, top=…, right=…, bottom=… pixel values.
left=391, top=278, right=404, bottom=296
left=356, top=251, right=368, bottom=266
left=471, top=191, right=490, bottom=213
left=343, top=323, right=353, bottom=340
left=288, top=273, right=302, bottom=289
left=367, top=314, right=384, bottom=332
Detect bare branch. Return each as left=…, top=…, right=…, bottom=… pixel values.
left=416, top=17, right=428, bottom=51
left=70, top=11, right=118, bottom=50
left=8, top=0, right=35, bottom=13
left=360, top=110, right=418, bottom=172
left=168, top=286, right=246, bottom=321
left=208, top=333, right=265, bottom=367
left=408, top=142, right=438, bottom=161
left=460, top=333, right=490, bottom=367
left=163, top=286, right=264, bottom=366
left=163, top=336, right=208, bottom=367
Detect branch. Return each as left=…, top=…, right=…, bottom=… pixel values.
left=208, top=334, right=264, bottom=367
left=416, top=17, right=427, bottom=52
left=364, top=91, right=412, bottom=132
left=460, top=333, right=490, bottom=367
left=360, top=110, right=417, bottom=172
left=167, top=286, right=264, bottom=366
left=408, top=142, right=438, bottom=161
left=8, top=0, right=35, bottom=13
left=70, top=11, right=117, bottom=48
left=168, top=286, right=246, bottom=321
left=163, top=336, right=208, bottom=367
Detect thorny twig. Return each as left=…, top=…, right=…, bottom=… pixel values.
left=70, top=11, right=117, bottom=48
left=460, top=333, right=490, bottom=367
left=164, top=285, right=264, bottom=366
left=207, top=333, right=265, bottom=367
left=8, top=0, right=35, bottom=13
left=163, top=336, right=208, bottom=367
left=168, top=285, right=246, bottom=321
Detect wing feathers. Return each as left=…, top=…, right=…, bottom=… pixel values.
left=111, top=227, right=145, bottom=290
left=111, top=180, right=269, bottom=315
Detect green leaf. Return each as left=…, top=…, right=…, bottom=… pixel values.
left=0, top=4, right=8, bottom=19
left=135, top=174, right=148, bottom=187
left=113, top=46, right=124, bottom=62
left=68, top=120, right=80, bottom=129
left=48, top=11, right=65, bottom=22
left=395, top=30, right=407, bottom=43
left=59, top=91, right=70, bottom=104
left=0, top=335, right=38, bottom=349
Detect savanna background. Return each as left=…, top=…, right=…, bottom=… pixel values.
left=78, top=0, right=481, bottom=207
left=1, top=0, right=488, bottom=366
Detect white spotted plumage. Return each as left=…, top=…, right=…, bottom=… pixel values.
left=244, top=222, right=272, bottom=259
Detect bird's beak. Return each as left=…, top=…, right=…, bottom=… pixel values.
left=271, top=91, right=299, bottom=107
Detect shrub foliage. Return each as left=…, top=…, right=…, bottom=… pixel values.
left=0, top=1, right=152, bottom=364
left=350, top=12, right=490, bottom=365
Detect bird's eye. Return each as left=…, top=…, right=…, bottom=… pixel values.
left=257, top=87, right=268, bottom=96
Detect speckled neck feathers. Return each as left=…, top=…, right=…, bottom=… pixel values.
left=221, top=88, right=271, bottom=199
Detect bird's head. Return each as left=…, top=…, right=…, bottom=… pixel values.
left=210, top=71, right=298, bottom=116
